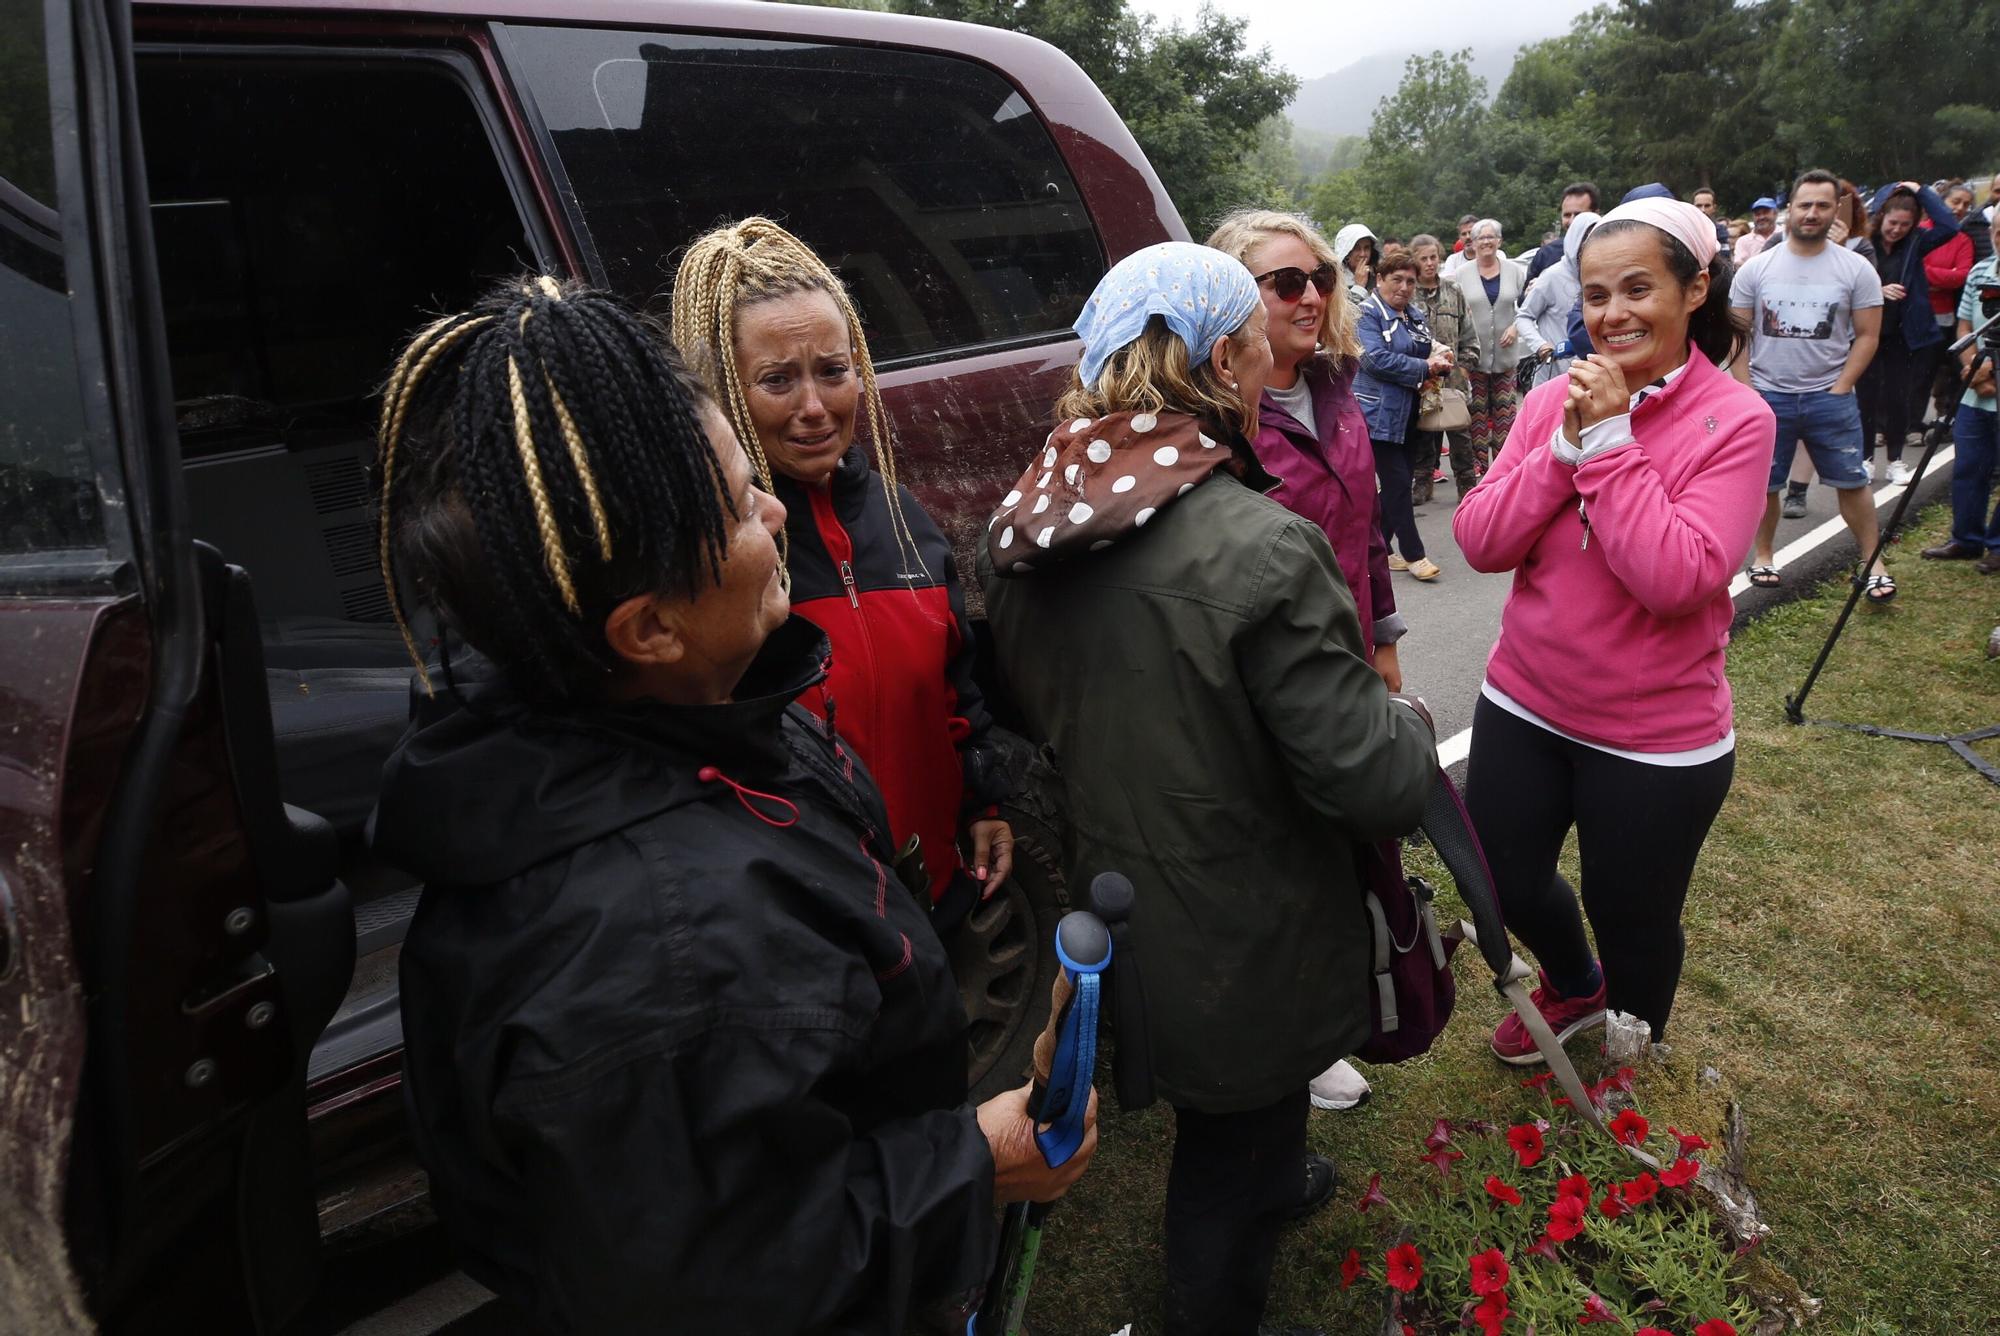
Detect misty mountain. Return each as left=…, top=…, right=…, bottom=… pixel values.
left=1287, top=44, right=1522, bottom=140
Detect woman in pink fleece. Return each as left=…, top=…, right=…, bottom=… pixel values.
left=1452, top=197, right=1774, bottom=1059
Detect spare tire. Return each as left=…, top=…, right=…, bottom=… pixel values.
left=954, top=730, right=1070, bottom=1103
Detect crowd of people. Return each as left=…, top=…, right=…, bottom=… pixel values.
left=359, top=162, right=1999, bottom=1336
left=1337, top=173, right=2000, bottom=589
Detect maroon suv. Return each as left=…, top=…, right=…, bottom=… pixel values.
left=0, top=0, right=1181, bottom=1326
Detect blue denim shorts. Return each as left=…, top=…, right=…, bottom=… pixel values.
left=1761, top=389, right=1871, bottom=491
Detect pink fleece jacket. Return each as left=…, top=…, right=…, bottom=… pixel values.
left=1452, top=352, right=1776, bottom=752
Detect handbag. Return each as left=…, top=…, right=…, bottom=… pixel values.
left=1416, top=385, right=1470, bottom=433
left=1353, top=837, right=1459, bottom=1064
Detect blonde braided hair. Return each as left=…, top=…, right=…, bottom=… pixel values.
left=670, top=217, right=926, bottom=584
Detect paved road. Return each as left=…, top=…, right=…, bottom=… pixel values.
left=312, top=443, right=1958, bottom=1336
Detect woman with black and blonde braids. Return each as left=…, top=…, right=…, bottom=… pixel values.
left=370, top=276, right=1093, bottom=1334
left=672, top=218, right=1011, bottom=930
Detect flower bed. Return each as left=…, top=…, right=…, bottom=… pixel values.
left=1343, top=1069, right=1762, bottom=1334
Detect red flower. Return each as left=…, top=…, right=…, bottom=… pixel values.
left=1669, top=1125, right=1713, bottom=1154
left=1420, top=1145, right=1466, bottom=1177
left=1340, top=1247, right=1364, bottom=1290
left=1525, top=1232, right=1561, bottom=1261
left=1357, top=1171, right=1390, bottom=1213
left=1622, top=1171, right=1660, bottom=1206
left=1403, top=1327, right=1417, bottom=1336
left=1556, top=1173, right=1591, bottom=1202
left=1521, top=1071, right=1556, bottom=1090
left=1468, top=1248, right=1510, bottom=1296
left=1485, top=1175, right=1523, bottom=1207
left=1635, top=1329, right=1676, bottom=1336
left=1609, top=1108, right=1650, bottom=1146
left=1599, top=1184, right=1630, bottom=1219
left=1661, top=1157, right=1701, bottom=1188
left=1506, top=1123, right=1545, bottom=1168
left=1385, top=1243, right=1424, bottom=1293
left=1547, top=1195, right=1587, bottom=1242
left=1471, top=1289, right=1511, bottom=1336
left=1694, top=1323, right=1738, bottom=1336
left=1579, top=1293, right=1622, bottom=1324
left=1424, top=1117, right=1455, bottom=1151
left=1601, top=1065, right=1637, bottom=1095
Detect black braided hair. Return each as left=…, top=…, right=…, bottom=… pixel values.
left=376, top=275, right=734, bottom=704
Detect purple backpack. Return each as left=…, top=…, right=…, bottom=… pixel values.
left=1354, top=837, right=1459, bottom=1064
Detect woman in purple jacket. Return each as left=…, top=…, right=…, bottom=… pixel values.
left=1209, top=209, right=1408, bottom=1115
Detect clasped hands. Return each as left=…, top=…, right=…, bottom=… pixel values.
left=1560, top=354, right=1631, bottom=448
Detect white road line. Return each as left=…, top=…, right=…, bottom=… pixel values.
left=1434, top=444, right=1956, bottom=773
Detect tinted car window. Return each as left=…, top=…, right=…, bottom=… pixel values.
left=502, top=26, right=1103, bottom=364
left=0, top=3, right=117, bottom=580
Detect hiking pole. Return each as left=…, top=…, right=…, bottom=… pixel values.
left=970, top=901, right=1112, bottom=1336
left=1785, top=312, right=1998, bottom=725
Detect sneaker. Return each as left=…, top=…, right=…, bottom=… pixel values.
left=1308, top=1058, right=1371, bottom=1111
left=1490, top=968, right=1608, bottom=1066
left=1284, top=1153, right=1339, bottom=1221
left=1387, top=553, right=1409, bottom=571
left=1886, top=460, right=1916, bottom=486
left=1408, top=557, right=1442, bottom=582
left=1780, top=487, right=1809, bottom=520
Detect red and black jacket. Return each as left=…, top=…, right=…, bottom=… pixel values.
left=775, top=447, right=1005, bottom=907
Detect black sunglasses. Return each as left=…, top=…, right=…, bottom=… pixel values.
left=1252, top=262, right=1337, bottom=302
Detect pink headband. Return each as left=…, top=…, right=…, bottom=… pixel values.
left=1597, top=197, right=1718, bottom=268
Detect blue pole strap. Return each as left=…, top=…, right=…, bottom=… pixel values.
left=1034, top=970, right=1100, bottom=1167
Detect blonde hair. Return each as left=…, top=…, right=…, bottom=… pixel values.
left=1054, top=316, right=1259, bottom=441
left=670, top=216, right=921, bottom=580
left=1204, top=208, right=1361, bottom=366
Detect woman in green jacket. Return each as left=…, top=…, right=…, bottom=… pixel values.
left=981, top=243, right=1436, bottom=1336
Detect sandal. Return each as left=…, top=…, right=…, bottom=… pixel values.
left=1860, top=572, right=1897, bottom=603
left=1747, top=564, right=1781, bottom=589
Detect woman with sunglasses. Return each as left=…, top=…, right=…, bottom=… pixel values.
left=1209, top=210, right=1423, bottom=1119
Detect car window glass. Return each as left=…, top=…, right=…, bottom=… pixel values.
left=502, top=26, right=1103, bottom=364
left=0, top=2, right=121, bottom=586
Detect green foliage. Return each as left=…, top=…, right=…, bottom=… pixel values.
left=881, top=0, right=1296, bottom=234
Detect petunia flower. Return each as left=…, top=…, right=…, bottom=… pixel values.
left=1357, top=1171, right=1390, bottom=1213
left=1693, top=1323, right=1738, bottom=1336
left=1661, top=1157, right=1701, bottom=1188
left=1525, top=1232, right=1561, bottom=1261
left=1468, top=1248, right=1510, bottom=1296
left=1485, top=1175, right=1523, bottom=1207
left=1472, top=1289, right=1511, bottom=1336
left=1547, top=1195, right=1587, bottom=1242
left=1385, top=1243, right=1424, bottom=1293
left=1634, top=1328, right=1675, bottom=1336
left=1609, top=1108, right=1650, bottom=1146
left=1340, top=1247, right=1364, bottom=1290
left=1621, top=1171, right=1660, bottom=1206
left=1420, top=1145, right=1465, bottom=1177
left=1556, top=1173, right=1591, bottom=1202
left=1601, top=1065, right=1637, bottom=1095
left=1506, top=1123, right=1545, bottom=1168
left=1668, top=1125, right=1713, bottom=1154
left=1579, top=1293, right=1622, bottom=1324
left=1521, top=1071, right=1556, bottom=1090
left=1598, top=1184, right=1630, bottom=1219
left=1424, top=1117, right=1454, bottom=1151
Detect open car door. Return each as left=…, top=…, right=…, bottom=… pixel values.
left=0, top=1, right=354, bottom=1330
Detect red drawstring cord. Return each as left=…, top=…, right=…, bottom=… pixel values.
left=697, top=766, right=798, bottom=828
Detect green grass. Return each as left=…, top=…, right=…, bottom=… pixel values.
left=1025, top=506, right=2000, bottom=1335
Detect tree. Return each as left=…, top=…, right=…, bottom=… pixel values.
left=885, top=0, right=1297, bottom=232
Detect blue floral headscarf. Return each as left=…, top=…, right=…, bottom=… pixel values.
left=1073, top=242, right=1262, bottom=389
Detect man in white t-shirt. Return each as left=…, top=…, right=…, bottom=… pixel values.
left=1733, top=169, right=1894, bottom=598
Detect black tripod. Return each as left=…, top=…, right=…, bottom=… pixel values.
left=1784, top=307, right=2000, bottom=787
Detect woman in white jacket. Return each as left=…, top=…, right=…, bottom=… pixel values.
left=1515, top=210, right=1600, bottom=388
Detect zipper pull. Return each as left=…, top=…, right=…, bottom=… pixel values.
left=840, top=560, right=859, bottom=608
left=1578, top=498, right=1591, bottom=551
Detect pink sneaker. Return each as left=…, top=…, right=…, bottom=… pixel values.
left=1491, top=968, right=1608, bottom=1066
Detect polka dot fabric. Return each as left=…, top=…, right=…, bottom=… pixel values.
left=985, top=411, right=1232, bottom=574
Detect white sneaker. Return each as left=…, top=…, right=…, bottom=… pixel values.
left=1886, top=460, right=1916, bottom=486
left=1308, top=1058, right=1371, bottom=1111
